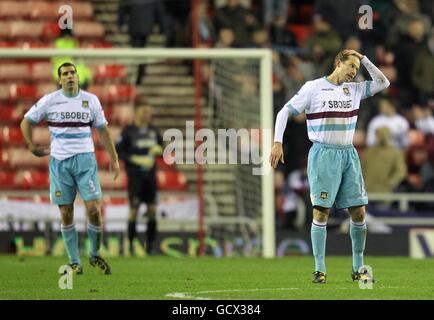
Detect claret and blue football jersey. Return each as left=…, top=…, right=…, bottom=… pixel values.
left=284, top=76, right=373, bottom=146
left=24, top=89, right=108, bottom=160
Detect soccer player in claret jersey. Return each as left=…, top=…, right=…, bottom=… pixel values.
left=270, top=50, right=390, bottom=284
left=20, top=62, right=120, bottom=275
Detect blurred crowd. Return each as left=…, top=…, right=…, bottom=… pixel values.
left=117, top=0, right=434, bottom=227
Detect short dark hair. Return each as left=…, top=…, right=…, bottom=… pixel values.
left=333, top=51, right=355, bottom=68
left=57, top=62, right=77, bottom=77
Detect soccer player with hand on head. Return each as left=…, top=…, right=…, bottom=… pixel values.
left=270, top=50, right=390, bottom=283
left=20, top=62, right=120, bottom=275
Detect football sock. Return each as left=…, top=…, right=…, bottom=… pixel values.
left=87, top=223, right=102, bottom=258
left=61, top=224, right=81, bottom=265
left=146, top=219, right=157, bottom=252
left=311, top=219, right=327, bottom=272
left=350, top=219, right=367, bottom=272
left=128, top=220, right=136, bottom=251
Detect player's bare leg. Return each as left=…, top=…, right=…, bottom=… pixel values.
left=311, top=206, right=329, bottom=283
left=59, top=204, right=82, bottom=274
left=85, top=199, right=111, bottom=275
left=348, top=205, right=373, bottom=282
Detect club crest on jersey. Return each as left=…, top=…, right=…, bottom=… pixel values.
left=343, top=87, right=350, bottom=96
left=82, top=101, right=89, bottom=108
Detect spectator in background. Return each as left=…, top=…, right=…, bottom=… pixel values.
left=357, top=0, right=391, bottom=58
left=305, top=15, right=342, bottom=76
left=362, top=127, right=407, bottom=194
left=183, top=0, right=216, bottom=47
left=274, top=170, right=286, bottom=229
left=164, top=0, right=191, bottom=47
left=366, top=98, right=409, bottom=149
left=281, top=56, right=308, bottom=102
left=315, top=0, right=362, bottom=40
left=52, top=29, right=92, bottom=90
left=345, top=35, right=379, bottom=129
left=399, top=143, right=432, bottom=200
left=214, top=0, right=258, bottom=47
left=263, top=0, right=289, bottom=28
left=391, top=18, right=429, bottom=107
left=272, top=53, right=315, bottom=118
left=413, top=104, right=434, bottom=135
left=250, top=26, right=270, bottom=48
left=215, top=28, right=235, bottom=48
left=396, top=105, right=434, bottom=198
left=345, top=35, right=363, bottom=53
left=281, top=157, right=311, bottom=230
left=198, top=0, right=217, bottom=46
left=263, top=0, right=296, bottom=48
left=118, top=0, right=167, bottom=84
left=269, top=18, right=297, bottom=48
left=374, top=46, right=397, bottom=87
left=412, top=27, right=434, bottom=105
left=116, top=104, right=163, bottom=255
left=281, top=113, right=311, bottom=177
left=386, top=0, right=431, bottom=46
left=410, top=104, right=434, bottom=191
left=118, top=0, right=167, bottom=47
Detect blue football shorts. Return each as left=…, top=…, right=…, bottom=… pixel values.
left=49, top=152, right=102, bottom=205
left=307, top=142, right=368, bottom=209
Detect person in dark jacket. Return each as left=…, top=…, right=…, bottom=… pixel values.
left=118, top=0, right=167, bottom=84
left=116, top=104, right=163, bottom=255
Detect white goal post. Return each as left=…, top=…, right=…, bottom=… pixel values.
left=0, top=48, right=275, bottom=258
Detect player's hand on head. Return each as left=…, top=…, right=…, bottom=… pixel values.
left=343, top=49, right=364, bottom=60
left=29, top=144, right=50, bottom=157
left=269, top=142, right=284, bottom=169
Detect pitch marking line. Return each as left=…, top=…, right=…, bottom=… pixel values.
left=165, top=286, right=410, bottom=299
left=165, top=287, right=300, bottom=300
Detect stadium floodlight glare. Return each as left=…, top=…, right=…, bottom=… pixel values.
left=0, top=48, right=275, bottom=258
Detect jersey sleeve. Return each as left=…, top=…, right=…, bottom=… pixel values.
left=352, top=81, right=372, bottom=100
left=91, top=95, right=108, bottom=128
left=283, top=81, right=312, bottom=114
left=359, top=56, right=390, bottom=99
left=23, top=94, right=50, bottom=124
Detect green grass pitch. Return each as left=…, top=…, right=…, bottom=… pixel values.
left=1, top=255, right=433, bottom=300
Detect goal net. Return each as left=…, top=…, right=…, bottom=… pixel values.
left=0, top=48, right=275, bottom=258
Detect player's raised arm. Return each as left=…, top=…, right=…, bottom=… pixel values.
left=361, top=56, right=390, bottom=94
left=344, top=49, right=390, bottom=96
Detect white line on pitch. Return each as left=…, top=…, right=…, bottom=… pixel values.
left=165, top=287, right=300, bottom=300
